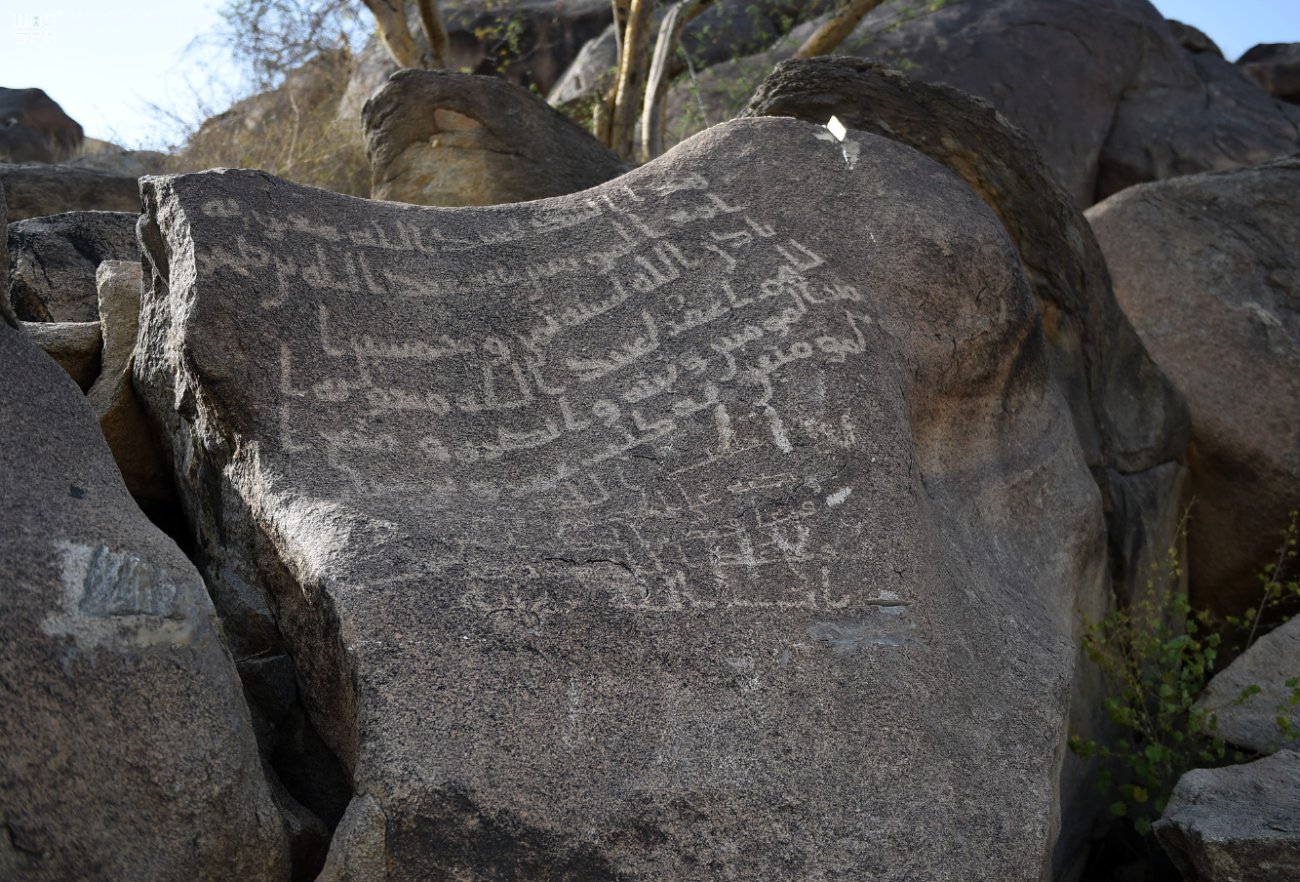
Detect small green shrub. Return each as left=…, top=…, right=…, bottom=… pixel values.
left=1069, top=510, right=1300, bottom=836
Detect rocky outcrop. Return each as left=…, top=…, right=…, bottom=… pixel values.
left=0, top=87, right=84, bottom=164
left=7, top=211, right=139, bottom=322
left=135, top=117, right=1107, bottom=880
left=1155, top=750, right=1300, bottom=882
left=19, top=320, right=101, bottom=390
left=0, top=318, right=290, bottom=881
left=663, top=0, right=1300, bottom=206
left=743, top=57, right=1188, bottom=877
left=86, top=260, right=172, bottom=503
left=363, top=70, right=627, bottom=206
left=1164, top=19, right=1223, bottom=58
left=1197, top=616, right=1300, bottom=755
left=1087, top=157, right=1300, bottom=620
left=0, top=163, right=139, bottom=221
left=1239, top=43, right=1300, bottom=105
left=69, top=140, right=172, bottom=178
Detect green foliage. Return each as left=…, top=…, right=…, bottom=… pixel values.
left=1069, top=511, right=1300, bottom=837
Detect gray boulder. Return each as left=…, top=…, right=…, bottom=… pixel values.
left=1087, top=157, right=1300, bottom=620
left=665, top=0, right=1300, bottom=206
left=363, top=70, right=627, bottom=206
left=7, top=210, right=139, bottom=322
left=1198, top=616, right=1300, bottom=755
left=1239, top=43, right=1300, bottom=105
left=0, top=319, right=289, bottom=881
left=1164, top=19, right=1223, bottom=58
left=135, top=117, right=1106, bottom=880
left=742, top=57, right=1191, bottom=876
left=1155, top=750, right=1300, bottom=882
left=20, top=320, right=101, bottom=390
left=0, top=87, right=83, bottom=164
left=0, top=163, right=139, bottom=221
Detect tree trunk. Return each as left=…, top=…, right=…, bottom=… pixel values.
left=639, top=0, right=717, bottom=162
left=416, top=0, right=449, bottom=69
left=362, top=0, right=422, bottom=69
left=607, top=0, right=655, bottom=159
left=793, top=0, right=887, bottom=59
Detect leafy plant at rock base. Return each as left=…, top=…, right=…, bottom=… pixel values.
left=1069, top=510, right=1300, bottom=837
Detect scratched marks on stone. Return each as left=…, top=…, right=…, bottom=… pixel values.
left=194, top=172, right=898, bottom=615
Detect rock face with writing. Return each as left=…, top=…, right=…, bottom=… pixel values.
left=135, top=117, right=1105, bottom=881
left=363, top=70, right=628, bottom=207
left=0, top=319, right=289, bottom=881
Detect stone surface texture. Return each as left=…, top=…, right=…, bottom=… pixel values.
left=0, top=87, right=83, bottom=164
left=1086, top=157, right=1300, bottom=619
left=1155, top=750, right=1300, bottom=882
left=744, top=57, right=1190, bottom=877
left=135, top=117, right=1106, bottom=881
left=363, top=70, right=627, bottom=206
left=20, top=320, right=101, bottom=390
left=664, top=0, right=1300, bottom=206
left=0, top=163, right=140, bottom=222
left=0, top=319, right=289, bottom=881
left=1197, top=616, right=1300, bottom=755
left=86, top=259, right=172, bottom=502
left=1164, top=18, right=1223, bottom=57
left=7, top=210, right=139, bottom=322
left=1239, top=43, right=1300, bottom=105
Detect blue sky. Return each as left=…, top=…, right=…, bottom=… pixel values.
left=1, top=0, right=1298, bottom=149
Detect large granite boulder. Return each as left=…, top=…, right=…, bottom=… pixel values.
left=1197, top=616, right=1300, bottom=755
left=742, top=56, right=1191, bottom=876
left=1155, top=750, right=1300, bottom=882
left=0, top=319, right=289, bottom=880
left=363, top=70, right=627, bottom=206
left=7, top=210, right=139, bottom=322
left=0, top=87, right=83, bottom=164
left=135, top=116, right=1106, bottom=880
left=664, top=0, right=1300, bottom=206
left=1239, top=43, right=1300, bottom=105
left=1164, top=19, right=1223, bottom=58
left=0, top=163, right=139, bottom=221
left=1087, top=158, right=1300, bottom=620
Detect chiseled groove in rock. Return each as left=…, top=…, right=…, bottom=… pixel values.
left=136, top=187, right=359, bottom=847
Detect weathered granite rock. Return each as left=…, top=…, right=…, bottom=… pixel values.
left=136, top=117, right=1106, bottom=880
left=1197, top=616, right=1300, bottom=755
left=69, top=144, right=172, bottom=178
left=363, top=70, right=627, bottom=206
left=0, top=87, right=83, bottom=164
left=1, top=181, right=11, bottom=325
left=86, top=260, right=172, bottom=502
left=20, top=320, right=101, bottom=390
left=0, top=319, right=289, bottom=881
left=743, top=57, right=1188, bottom=877
left=1155, top=750, right=1300, bottom=882
left=1165, top=19, right=1223, bottom=58
left=665, top=0, right=1300, bottom=206
left=743, top=58, right=1189, bottom=582
left=1239, top=43, right=1300, bottom=105
left=1087, top=158, right=1300, bottom=619
left=0, top=163, right=140, bottom=221
left=7, top=210, right=139, bottom=322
